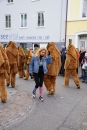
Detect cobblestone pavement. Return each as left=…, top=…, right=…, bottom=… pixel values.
left=0, top=88, right=34, bottom=130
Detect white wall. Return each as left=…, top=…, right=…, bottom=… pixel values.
left=0, top=0, right=67, bottom=43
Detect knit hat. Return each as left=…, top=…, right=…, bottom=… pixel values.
left=85, top=53, right=87, bottom=57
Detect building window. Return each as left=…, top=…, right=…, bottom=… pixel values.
left=7, top=0, right=13, bottom=3
left=82, top=0, right=87, bottom=17
left=5, top=15, right=11, bottom=28
left=37, top=12, right=44, bottom=27
left=80, top=40, right=86, bottom=50
left=20, top=14, right=27, bottom=28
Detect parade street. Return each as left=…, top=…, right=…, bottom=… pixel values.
left=0, top=75, right=87, bottom=130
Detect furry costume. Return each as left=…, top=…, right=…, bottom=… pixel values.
left=33, top=47, right=39, bottom=55
left=0, top=44, right=10, bottom=102
left=44, top=42, right=61, bottom=94
left=33, top=44, right=40, bottom=55
left=24, top=49, right=33, bottom=80
left=18, top=46, right=25, bottom=78
left=6, top=41, right=18, bottom=87
left=63, top=44, right=80, bottom=88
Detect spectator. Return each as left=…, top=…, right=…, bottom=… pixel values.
left=79, top=47, right=86, bottom=78
left=76, top=48, right=80, bottom=74
left=60, top=45, right=66, bottom=76
left=81, top=53, right=87, bottom=83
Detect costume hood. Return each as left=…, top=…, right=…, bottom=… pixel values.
left=18, top=46, right=25, bottom=57
left=67, top=44, right=78, bottom=60
left=47, top=42, right=60, bottom=60
left=0, top=44, right=5, bottom=67
left=27, top=49, right=33, bottom=57
left=6, top=41, right=18, bottom=56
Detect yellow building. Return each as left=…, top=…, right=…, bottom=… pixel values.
left=66, top=0, right=87, bottom=50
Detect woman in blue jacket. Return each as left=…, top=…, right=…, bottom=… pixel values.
left=29, top=47, right=52, bottom=102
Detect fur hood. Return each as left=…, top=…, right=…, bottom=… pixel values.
left=18, top=46, right=25, bottom=57
left=27, top=49, right=33, bottom=57
left=47, top=42, right=60, bottom=60
left=0, top=44, right=5, bottom=67
left=67, top=44, right=78, bottom=60
left=6, top=41, right=18, bottom=56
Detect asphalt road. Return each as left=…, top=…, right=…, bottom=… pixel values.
left=2, top=75, right=87, bottom=130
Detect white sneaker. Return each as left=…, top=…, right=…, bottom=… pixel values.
left=32, top=91, right=36, bottom=98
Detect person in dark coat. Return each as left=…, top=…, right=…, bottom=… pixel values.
left=79, top=47, right=86, bottom=78
left=60, top=45, right=66, bottom=76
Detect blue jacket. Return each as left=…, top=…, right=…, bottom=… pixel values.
left=29, top=55, right=52, bottom=74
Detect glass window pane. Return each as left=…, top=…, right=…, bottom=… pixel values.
left=21, top=15, right=23, bottom=27
left=82, top=0, right=87, bottom=17
left=9, top=16, right=11, bottom=21
left=6, top=16, right=8, bottom=22
left=9, top=22, right=11, bottom=27
left=24, top=19, right=27, bottom=27
left=38, top=13, right=40, bottom=19
left=25, top=14, right=27, bottom=20
left=8, top=0, right=10, bottom=3
left=42, top=13, right=44, bottom=20
left=38, top=20, right=40, bottom=26
left=42, top=20, right=44, bottom=26
left=11, top=0, right=13, bottom=2
left=6, top=21, right=8, bottom=28
left=24, top=14, right=27, bottom=27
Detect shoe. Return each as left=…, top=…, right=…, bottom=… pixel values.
left=77, top=86, right=80, bottom=89
left=48, top=89, right=54, bottom=95
left=82, top=80, right=85, bottom=82
left=39, top=96, right=44, bottom=102
left=23, top=77, right=28, bottom=80
left=12, top=86, right=15, bottom=88
left=1, top=100, right=6, bottom=103
left=32, top=91, right=36, bottom=98
left=7, top=83, right=10, bottom=87
left=62, top=84, right=69, bottom=87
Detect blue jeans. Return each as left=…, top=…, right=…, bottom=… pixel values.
left=82, top=69, right=87, bottom=81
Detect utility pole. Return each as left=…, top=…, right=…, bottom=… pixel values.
left=65, top=0, right=68, bottom=47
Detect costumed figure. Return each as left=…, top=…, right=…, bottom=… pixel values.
left=44, top=42, right=61, bottom=95
left=62, top=44, right=80, bottom=89
left=18, top=46, right=25, bottom=78
left=33, top=44, right=40, bottom=55
left=24, top=48, right=33, bottom=80
left=0, top=44, right=10, bottom=103
left=6, top=41, right=18, bottom=88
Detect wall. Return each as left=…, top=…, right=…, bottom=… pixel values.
left=0, top=0, right=67, bottom=45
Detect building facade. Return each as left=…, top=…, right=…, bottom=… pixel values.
left=67, top=0, right=87, bottom=50
left=0, top=0, right=67, bottom=49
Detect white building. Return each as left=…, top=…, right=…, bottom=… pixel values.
left=0, top=0, right=67, bottom=49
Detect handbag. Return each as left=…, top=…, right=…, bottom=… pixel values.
left=82, top=60, right=87, bottom=71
